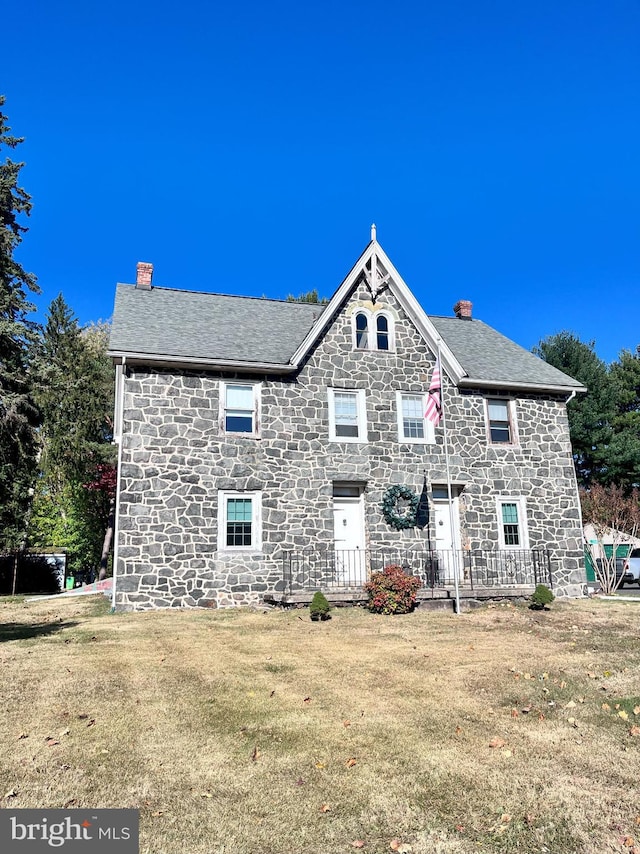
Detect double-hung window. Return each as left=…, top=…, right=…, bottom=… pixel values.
left=486, top=398, right=515, bottom=444
left=396, top=391, right=435, bottom=444
left=218, top=491, right=262, bottom=551
left=496, top=498, right=529, bottom=549
left=221, top=381, right=260, bottom=437
left=328, top=389, right=367, bottom=442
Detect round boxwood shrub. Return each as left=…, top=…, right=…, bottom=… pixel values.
left=364, top=564, right=421, bottom=615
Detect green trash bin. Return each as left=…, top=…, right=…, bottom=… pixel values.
left=65, top=576, right=74, bottom=590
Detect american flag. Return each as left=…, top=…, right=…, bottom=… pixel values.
left=424, top=356, right=442, bottom=427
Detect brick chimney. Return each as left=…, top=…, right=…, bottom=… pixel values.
left=136, top=262, right=153, bottom=290
left=453, top=299, right=472, bottom=319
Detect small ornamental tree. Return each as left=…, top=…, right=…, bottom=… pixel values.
left=364, top=564, right=421, bottom=615
left=581, top=483, right=640, bottom=593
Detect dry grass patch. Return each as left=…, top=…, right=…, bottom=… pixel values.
left=1, top=595, right=640, bottom=853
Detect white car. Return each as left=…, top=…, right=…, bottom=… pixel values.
left=619, top=548, right=640, bottom=588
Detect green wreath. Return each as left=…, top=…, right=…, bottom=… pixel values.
left=381, top=485, right=419, bottom=530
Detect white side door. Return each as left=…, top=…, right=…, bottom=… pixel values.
left=332, top=496, right=366, bottom=585
left=433, top=497, right=462, bottom=583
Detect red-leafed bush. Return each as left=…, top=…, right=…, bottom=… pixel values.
left=364, top=564, right=421, bottom=615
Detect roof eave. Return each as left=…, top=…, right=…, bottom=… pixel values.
left=108, top=350, right=297, bottom=374
left=457, top=378, right=587, bottom=395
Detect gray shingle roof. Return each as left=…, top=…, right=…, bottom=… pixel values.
left=109, top=283, right=583, bottom=391
left=108, top=284, right=324, bottom=365
left=430, top=316, right=583, bottom=390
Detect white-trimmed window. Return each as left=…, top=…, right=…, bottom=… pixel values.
left=396, top=392, right=435, bottom=444
left=486, top=398, right=516, bottom=444
left=352, top=310, right=394, bottom=351
left=328, top=389, right=368, bottom=442
left=218, top=491, right=262, bottom=551
left=496, top=498, right=529, bottom=549
left=220, top=381, right=261, bottom=437
left=355, top=312, right=369, bottom=349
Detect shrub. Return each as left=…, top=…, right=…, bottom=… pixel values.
left=364, top=564, right=421, bottom=615
left=530, top=584, right=555, bottom=610
left=310, top=591, right=331, bottom=621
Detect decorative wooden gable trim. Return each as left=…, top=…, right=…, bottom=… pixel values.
left=289, top=234, right=466, bottom=384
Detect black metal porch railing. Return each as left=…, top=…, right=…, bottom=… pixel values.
left=281, top=547, right=552, bottom=595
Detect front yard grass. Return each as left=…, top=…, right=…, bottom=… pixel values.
left=1, top=595, right=639, bottom=853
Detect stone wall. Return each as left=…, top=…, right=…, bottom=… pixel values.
left=114, top=282, right=585, bottom=609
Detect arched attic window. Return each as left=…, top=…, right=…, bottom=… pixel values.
left=376, top=314, right=390, bottom=350
left=355, top=312, right=369, bottom=349
left=353, top=309, right=394, bottom=351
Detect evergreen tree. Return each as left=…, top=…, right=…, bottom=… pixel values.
left=0, top=95, right=40, bottom=551
left=608, top=347, right=640, bottom=489
left=534, top=332, right=615, bottom=487
left=29, top=297, right=115, bottom=573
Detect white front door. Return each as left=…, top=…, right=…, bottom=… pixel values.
left=333, top=496, right=366, bottom=585
left=433, top=497, right=462, bottom=583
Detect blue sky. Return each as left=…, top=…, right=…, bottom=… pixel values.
left=4, top=0, right=639, bottom=364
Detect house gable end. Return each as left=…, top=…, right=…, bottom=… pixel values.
left=290, top=239, right=466, bottom=382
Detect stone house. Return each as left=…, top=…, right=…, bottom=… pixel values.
left=108, top=232, right=586, bottom=610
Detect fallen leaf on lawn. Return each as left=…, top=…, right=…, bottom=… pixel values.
left=343, top=720, right=351, bottom=727
left=560, top=680, right=567, bottom=688
left=602, top=703, right=611, bottom=711
left=523, top=672, right=532, bottom=680
left=525, top=813, right=536, bottom=825
left=46, top=738, right=60, bottom=747
left=629, top=726, right=640, bottom=736
left=619, top=710, right=630, bottom=721
left=538, top=713, right=546, bottom=721
left=345, top=757, right=357, bottom=768
left=151, top=811, right=163, bottom=817
left=315, top=762, right=325, bottom=769
left=100, top=749, right=109, bottom=754
left=502, top=749, right=513, bottom=758
left=623, top=837, right=635, bottom=848
left=510, top=708, right=519, bottom=718
left=319, top=803, right=331, bottom=813
left=60, top=728, right=70, bottom=736
left=5, top=789, right=17, bottom=799
left=587, top=672, right=597, bottom=679
left=200, top=792, right=212, bottom=798
left=86, top=720, right=96, bottom=728
left=251, top=746, right=260, bottom=761
left=521, top=705, right=532, bottom=714
left=565, top=700, right=576, bottom=709
left=501, top=814, right=511, bottom=824
left=634, top=706, right=640, bottom=716
left=351, top=842, right=365, bottom=849
left=389, top=840, right=402, bottom=851
left=303, top=697, right=311, bottom=704
left=488, top=737, right=506, bottom=749
left=455, top=725, right=463, bottom=735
